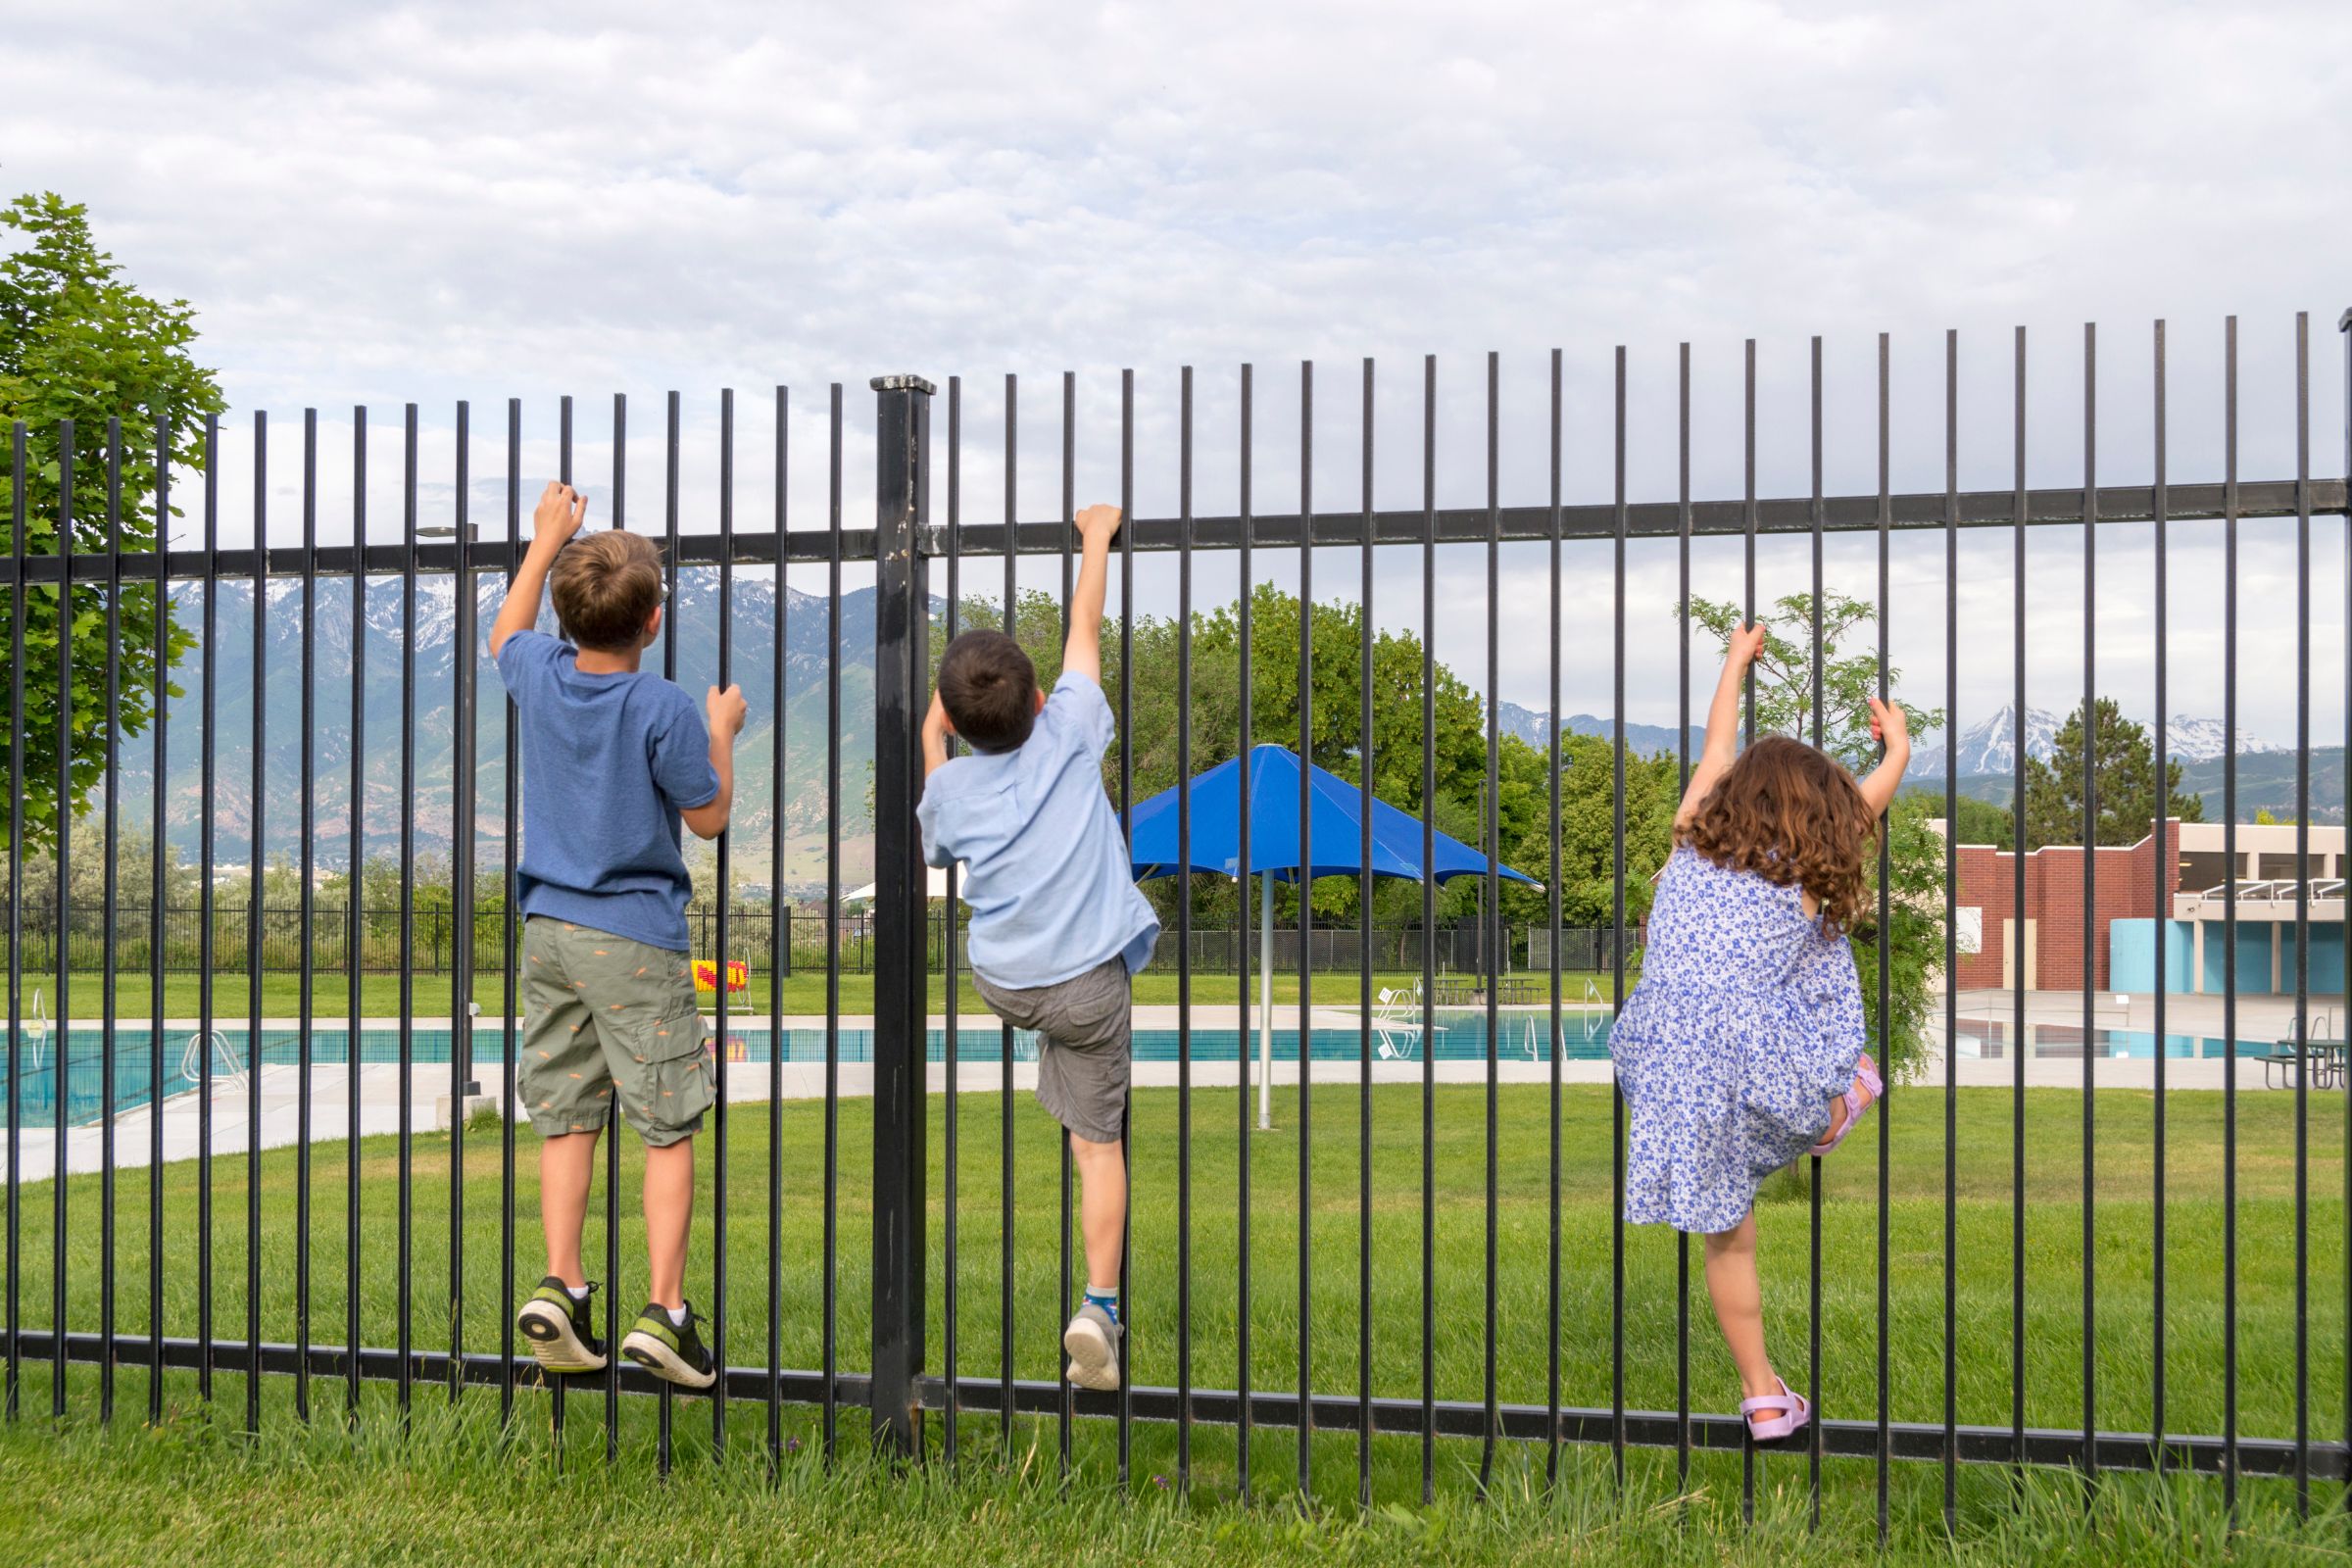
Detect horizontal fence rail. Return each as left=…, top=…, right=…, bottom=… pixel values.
left=1, top=315, right=2348, bottom=1541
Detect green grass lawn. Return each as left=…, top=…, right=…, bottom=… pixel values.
left=32, top=967, right=1618, bottom=1018
left=3, top=1078, right=2345, bottom=1518
left=1, top=1386, right=2344, bottom=1567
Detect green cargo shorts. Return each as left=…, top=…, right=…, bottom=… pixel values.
left=519, top=916, right=713, bottom=1148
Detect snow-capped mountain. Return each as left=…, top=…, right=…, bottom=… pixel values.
left=2160, top=714, right=2285, bottom=764
left=1909, top=704, right=2278, bottom=777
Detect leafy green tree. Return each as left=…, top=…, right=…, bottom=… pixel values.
left=2021, top=698, right=2204, bottom=850
left=1511, top=731, right=1681, bottom=930
left=1684, top=593, right=1947, bottom=1083
left=1925, top=790, right=2016, bottom=851
left=0, top=193, right=226, bottom=853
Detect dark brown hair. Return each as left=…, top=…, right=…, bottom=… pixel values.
left=1680, top=734, right=1877, bottom=931
left=937, top=629, right=1038, bottom=752
left=550, top=531, right=664, bottom=653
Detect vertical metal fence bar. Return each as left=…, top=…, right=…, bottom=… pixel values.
left=2149, top=319, right=2168, bottom=1479
left=1059, top=368, right=1075, bottom=1481
left=1417, top=352, right=1436, bottom=1505
left=449, top=401, right=472, bottom=1408
left=1942, top=327, right=1960, bottom=1527
left=824, top=381, right=843, bottom=1458
left=713, top=385, right=736, bottom=1462
left=2291, top=310, right=2311, bottom=1515
left=554, top=394, right=580, bottom=1458
left=871, top=372, right=932, bottom=1461
left=298, top=408, right=317, bottom=1423
left=2079, top=323, right=2098, bottom=1492
left=50, top=417, right=70, bottom=1422
left=2339, top=304, right=2351, bottom=1515
left=2339, top=304, right=2351, bottom=1517
left=655, top=389, right=681, bottom=1471
left=1740, top=340, right=1757, bottom=1518
left=246, top=409, right=269, bottom=1434
left=767, top=383, right=789, bottom=1464
left=1554, top=345, right=1572, bottom=1490
left=2011, top=325, right=2029, bottom=1476
left=148, top=413, right=170, bottom=1426
left=1875, top=334, right=1892, bottom=1543
left=1807, top=334, right=1825, bottom=1524
left=1355, top=356, right=1375, bottom=1509
left=942, top=374, right=961, bottom=1465
left=500, top=396, right=521, bottom=1427
left=1298, top=355, right=1316, bottom=1502
left=346, top=407, right=365, bottom=1418
left=398, top=404, right=418, bottom=1420
left=6, top=420, right=22, bottom=1423
left=1000, top=371, right=1017, bottom=1466
left=1236, top=361, right=1254, bottom=1500
left=1608, top=346, right=1627, bottom=1490
left=200, top=412, right=217, bottom=1405
left=1177, top=364, right=1196, bottom=1487
left=1116, top=366, right=1135, bottom=1483
left=1671, top=342, right=1690, bottom=1489
left=2224, top=315, right=2239, bottom=1512
left=100, top=420, right=122, bottom=1425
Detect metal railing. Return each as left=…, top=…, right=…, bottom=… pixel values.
left=1, top=313, right=2347, bottom=1540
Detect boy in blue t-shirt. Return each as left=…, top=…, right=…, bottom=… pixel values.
left=488, top=480, right=748, bottom=1390
left=918, top=502, right=1158, bottom=1392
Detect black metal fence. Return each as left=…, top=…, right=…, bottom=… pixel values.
left=1, top=315, right=2348, bottom=1540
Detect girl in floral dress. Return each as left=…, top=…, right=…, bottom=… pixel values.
left=1610, top=624, right=1909, bottom=1442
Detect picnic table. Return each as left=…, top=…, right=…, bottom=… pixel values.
left=2260, top=1038, right=2345, bottom=1091
left=1429, top=975, right=1543, bottom=1008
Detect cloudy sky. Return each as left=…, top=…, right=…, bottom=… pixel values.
left=7, top=0, right=2348, bottom=751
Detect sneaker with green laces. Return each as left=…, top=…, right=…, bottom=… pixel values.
left=515, top=1276, right=606, bottom=1374
left=619, top=1300, right=717, bottom=1390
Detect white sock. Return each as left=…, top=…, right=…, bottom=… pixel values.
left=665, top=1302, right=690, bottom=1327
left=565, top=1284, right=591, bottom=1302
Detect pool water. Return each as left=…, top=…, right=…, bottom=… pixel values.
left=0, top=1012, right=1614, bottom=1126
left=1, top=1014, right=2297, bottom=1127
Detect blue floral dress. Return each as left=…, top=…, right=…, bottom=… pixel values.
left=1611, top=846, right=1866, bottom=1235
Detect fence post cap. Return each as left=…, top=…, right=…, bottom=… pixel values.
left=869, top=374, right=937, bottom=396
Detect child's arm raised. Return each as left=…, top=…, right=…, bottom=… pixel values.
left=488, top=481, right=587, bottom=657
left=1673, top=623, right=1766, bottom=831
left=1060, top=503, right=1121, bottom=684
left=1855, top=697, right=1912, bottom=818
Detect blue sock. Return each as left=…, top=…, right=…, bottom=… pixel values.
left=1084, top=1286, right=1119, bottom=1325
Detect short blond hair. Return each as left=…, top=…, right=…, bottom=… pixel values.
left=550, top=531, right=663, bottom=652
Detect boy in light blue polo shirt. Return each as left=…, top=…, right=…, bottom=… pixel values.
left=917, top=501, right=1157, bottom=1393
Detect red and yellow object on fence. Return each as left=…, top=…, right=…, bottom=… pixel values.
left=693, top=957, right=749, bottom=995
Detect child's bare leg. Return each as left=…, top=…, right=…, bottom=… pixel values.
left=1069, top=1133, right=1127, bottom=1295
left=539, top=1129, right=599, bottom=1286
left=1702, top=1211, right=1780, bottom=1400
left=1823, top=1093, right=1850, bottom=1142
left=643, top=1137, right=695, bottom=1310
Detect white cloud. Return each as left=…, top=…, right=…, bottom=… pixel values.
left=5, top=0, right=2346, bottom=744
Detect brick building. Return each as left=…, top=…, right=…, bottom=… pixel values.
left=1932, top=818, right=2348, bottom=996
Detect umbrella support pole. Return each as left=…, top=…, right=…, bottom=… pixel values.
left=1258, top=872, right=1275, bottom=1132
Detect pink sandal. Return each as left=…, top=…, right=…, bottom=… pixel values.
left=1740, top=1377, right=1811, bottom=1442
left=1809, top=1052, right=1883, bottom=1157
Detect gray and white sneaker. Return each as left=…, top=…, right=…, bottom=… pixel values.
left=1062, top=1301, right=1122, bottom=1392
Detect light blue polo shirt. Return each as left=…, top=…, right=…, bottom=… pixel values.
left=917, top=670, right=1159, bottom=990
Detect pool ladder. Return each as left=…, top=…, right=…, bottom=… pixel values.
left=179, top=1030, right=250, bottom=1102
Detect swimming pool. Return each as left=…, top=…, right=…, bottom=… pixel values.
left=2, top=1012, right=2301, bottom=1126
left=0, top=1013, right=1614, bottom=1126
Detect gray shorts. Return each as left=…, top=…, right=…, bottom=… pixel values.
left=971, top=957, right=1131, bottom=1146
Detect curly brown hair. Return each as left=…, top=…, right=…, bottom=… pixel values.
left=1680, top=734, right=1878, bottom=931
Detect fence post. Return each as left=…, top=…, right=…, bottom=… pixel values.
left=869, top=373, right=934, bottom=1454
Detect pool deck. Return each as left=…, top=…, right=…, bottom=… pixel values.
left=4, top=989, right=2342, bottom=1179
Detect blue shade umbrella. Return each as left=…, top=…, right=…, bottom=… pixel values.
left=1127, top=744, right=1538, bottom=1126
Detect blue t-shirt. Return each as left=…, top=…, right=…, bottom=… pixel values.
left=917, top=670, right=1159, bottom=990
left=495, top=629, right=720, bottom=952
